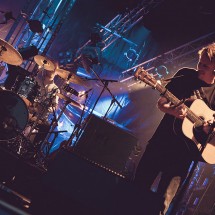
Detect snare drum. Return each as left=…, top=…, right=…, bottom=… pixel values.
left=0, top=90, right=29, bottom=141
left=17, top=76, right=40, bottom=106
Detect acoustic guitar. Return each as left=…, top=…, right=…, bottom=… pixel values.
left=134, top=67, right=215, bottom=164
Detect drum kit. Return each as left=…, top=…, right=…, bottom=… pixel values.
left=0, top=38, right=86, bottom=162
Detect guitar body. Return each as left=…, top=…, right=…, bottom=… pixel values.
left=181, top=99, right=215, bottom=164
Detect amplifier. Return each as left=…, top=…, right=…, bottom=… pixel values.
left=74, top=114, right=138, bottom=178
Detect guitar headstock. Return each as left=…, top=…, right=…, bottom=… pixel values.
left=134, top=67, right=158, bottom=88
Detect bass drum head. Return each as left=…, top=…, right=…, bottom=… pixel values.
left=0, top=90, right=29, bottom=141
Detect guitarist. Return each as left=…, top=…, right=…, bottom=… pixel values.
left=133, top=43, right=215, bottom=215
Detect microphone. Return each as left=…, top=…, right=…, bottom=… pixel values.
left=79, top=88, right=92, bottom=97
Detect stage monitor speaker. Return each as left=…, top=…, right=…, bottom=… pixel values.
left=74, top=115, right=138, bottom=178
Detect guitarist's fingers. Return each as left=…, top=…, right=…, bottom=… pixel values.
left=174, top=106, right=187, bottom=119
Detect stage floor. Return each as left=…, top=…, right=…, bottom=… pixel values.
left=0, top=146, right=162, bottom=215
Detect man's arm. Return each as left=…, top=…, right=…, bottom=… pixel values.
left=157, top=96, right=187, bottom=119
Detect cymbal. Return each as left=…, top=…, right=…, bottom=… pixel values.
left=55, top=68, right=70, bottom=79
left=55, top=68, right=87, bottom=86
left=34, top=55, right=55, bottom=71
left=0, top=38, right=23, bottom=65
left=57, top=93, right=82, bottom=109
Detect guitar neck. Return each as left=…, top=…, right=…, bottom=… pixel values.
left=155, top=82, right=202, bottom=125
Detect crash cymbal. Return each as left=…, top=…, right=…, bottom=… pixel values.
left=34, top=55, right=55, bottom=71
left=55, top=68, right=87, bottom=86
left=68, top=73, right=87, bottom=86
left=57, top=93, right=82, bottom=109
left=0, top=38, right=23, bottom=65
left=55, top=68, right=70, bottom=79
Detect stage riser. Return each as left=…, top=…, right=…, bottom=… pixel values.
left=33, top=150, right=162, bottom=215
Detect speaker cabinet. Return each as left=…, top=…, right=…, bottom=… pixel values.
left=74, top=115, right=138, bottom=178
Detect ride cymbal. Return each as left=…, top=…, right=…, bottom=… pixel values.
left=0, top=38, right=23, bottom=65
left=55, top=68, right=87, bottom=86
left=34, top=55, right=55, bottom=71
left=57, top=93, right=83, bottom=109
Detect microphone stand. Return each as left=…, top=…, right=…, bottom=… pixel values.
left=85, top=77, right=122, bottom=116
left=103, top=97, right=115, bottom=120
left=67, top=77, right=122, bottom=148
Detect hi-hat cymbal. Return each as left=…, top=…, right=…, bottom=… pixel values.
left=55, top=68, right=87, bottom=86
left=34, top=55, right=55, bottom=71
left=0, top=38, right=23, bottom=65
left=57, top=93, right=82, bottom=109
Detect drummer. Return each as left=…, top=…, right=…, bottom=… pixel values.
left=30, top=67, right=59, bottom=122
left=27, top=67, right=59, bottom=145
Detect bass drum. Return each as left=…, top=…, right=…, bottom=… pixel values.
left=0, top=90, right=29, bottom=141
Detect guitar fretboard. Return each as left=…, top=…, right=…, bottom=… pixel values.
left=155, top=82, right=203, bottom=125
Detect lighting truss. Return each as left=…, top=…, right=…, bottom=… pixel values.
left=75, top=0, right=164, bottom=58
left=4, top=0, right=76, bottom=66
left=100, top=0, right=165, bottom=51
left=120, top=31, right=215, bottom=86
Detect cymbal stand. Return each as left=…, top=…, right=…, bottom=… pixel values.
left=41, top=100, right=70, bottom=157
left=66, top=94, right=89, bottom=147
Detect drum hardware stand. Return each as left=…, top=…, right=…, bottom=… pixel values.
left=40, top=99, right=71, bottom=158
left=66, top=94, right=89, bottom=148
left=11, top=76, right=20, bottom=92
left=32, top=130, right=68, bottom=135
left=26, top=103, right=49, bottom=140
left=25, top=90, right=57, bottom=158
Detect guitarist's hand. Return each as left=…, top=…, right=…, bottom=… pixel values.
left=202, top=120, right=215, bottom=134
left=157, top=97, right=187, bottom=119
left=193, top=120, right=215, bottom=143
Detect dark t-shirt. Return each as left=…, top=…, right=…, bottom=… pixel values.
left=149, top=67, right=215, bottom=157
